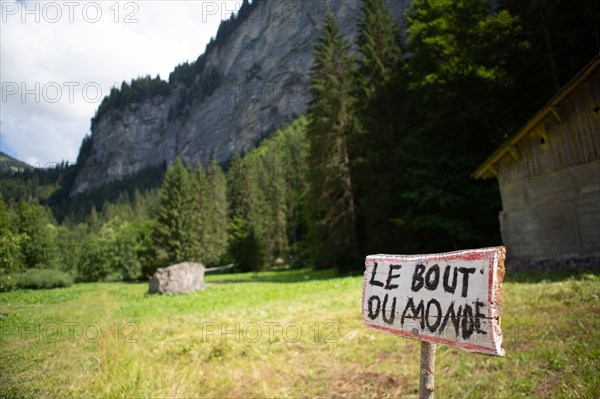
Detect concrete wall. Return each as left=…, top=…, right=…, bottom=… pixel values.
left=499, top=160, right=600, bottom=263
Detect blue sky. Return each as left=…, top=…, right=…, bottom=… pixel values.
left=1, top=0, right=240, bottom=166
left=0, top=137, right=17, bottom=158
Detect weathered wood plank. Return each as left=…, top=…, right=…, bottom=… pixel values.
left=362, top=247, right=506, bottom=356
left=496, top=65, right=600, bottom=185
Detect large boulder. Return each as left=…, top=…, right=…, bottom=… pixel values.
left=148, top=262, right=205, bottom=294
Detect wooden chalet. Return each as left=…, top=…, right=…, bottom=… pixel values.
left=474, top=56, right=600, bottom=267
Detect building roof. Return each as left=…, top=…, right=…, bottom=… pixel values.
left=473, top=55, right=600, bottom=180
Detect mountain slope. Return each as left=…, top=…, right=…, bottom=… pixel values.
left=71, top=0, right=408, bottom=196
left=0, top=151, right=33, bottom=173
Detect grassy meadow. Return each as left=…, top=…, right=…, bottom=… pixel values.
left=0, top=268, right=598, bottom=398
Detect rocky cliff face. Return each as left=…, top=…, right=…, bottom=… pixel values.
left=72, top=0, right=408, bottom=195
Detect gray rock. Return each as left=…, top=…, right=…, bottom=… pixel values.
left=148, top=262, right=206, bottom=294
left=71, top=0, right=409, bottom=195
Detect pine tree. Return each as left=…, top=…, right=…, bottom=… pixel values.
left=356, top=0, right=401, bottom=98
left=499, top=0, right=599, bottom=117
left=89, top=206, right=99, bottom=232
left=226, top=153, right=252, bottom=222
left=390, top=0, right=526, bottom=252
left=279, top=117, right=310, bottom=250
left=191, top=164, right=214, bottom=264
left=264, top=150, right=288, bottom=259
left=226, top=153, right=267, bottom=271
left=226, top=154, right=251, bottom=270
left=153, top=158, right=197, bottom=266
left=307, top=13, right=358, bottom=271
left=0, top=197, right=9, bottom=233
left=352, top=0, right=404, bottom=254
left=206, top=160, right=228, bottom=264
left=195, top=161, right=227, bottom=264
left=132, top=189, right=146, bottom=219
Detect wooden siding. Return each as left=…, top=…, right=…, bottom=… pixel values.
left=496, top=67, right=600, bottom=185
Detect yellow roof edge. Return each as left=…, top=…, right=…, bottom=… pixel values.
left=473, top=54, right=600, bottom=180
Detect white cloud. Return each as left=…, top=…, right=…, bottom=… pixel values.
left=0, top=0, right=241, bottom=165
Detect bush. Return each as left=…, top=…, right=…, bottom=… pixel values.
left=77, top=219, right=153, bottom=282
left=13, top=269, right=73, bottom=290
left=0, top=274, right=18, bottom=292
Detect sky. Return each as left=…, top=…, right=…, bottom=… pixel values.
left=0, top=0, right=242, bottom=167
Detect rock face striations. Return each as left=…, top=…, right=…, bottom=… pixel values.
left=71, top=0, right=408, bottom=195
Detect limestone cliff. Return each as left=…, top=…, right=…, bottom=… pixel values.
left=72, top=0, right=407, bottom=195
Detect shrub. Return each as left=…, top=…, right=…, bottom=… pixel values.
left=0, top=274, right=18, bottom=292
left=77, top=219, right=153, bottom=282
left=13, top=269, right=74, bottom=290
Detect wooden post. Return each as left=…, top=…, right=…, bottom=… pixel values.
left=419, top=341, right=436, bottom=399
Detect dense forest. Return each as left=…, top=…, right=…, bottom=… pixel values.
left=0, top=118, right=309, bottom=289
left=1, top=0, right=598, bottom=290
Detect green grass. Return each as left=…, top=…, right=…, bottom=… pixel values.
left=1, top=268, right=598, bottom=398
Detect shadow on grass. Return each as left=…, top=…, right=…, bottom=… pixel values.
left=210, top=265, right=600, bottom=285
left=504, top=268, right=599, bottom=284
left=207, top=268, right=345, bottom=284
left=81, top=267, right=600, bottom=287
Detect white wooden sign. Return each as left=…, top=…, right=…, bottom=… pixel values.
left=362, top=247, right=505, bottom=356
